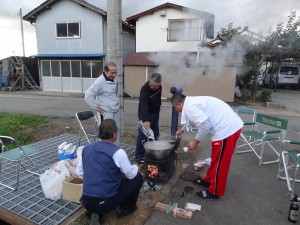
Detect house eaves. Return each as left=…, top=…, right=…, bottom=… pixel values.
left=126, top=2, right=214, bottom=26
left=123, top=52, right=157, bottom=66
left=239, top=26, right=266, bottom=41
left=23, top=0, right=106, bottom=24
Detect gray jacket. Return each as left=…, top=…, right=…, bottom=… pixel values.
left=85, top=74, right=119, bottom=112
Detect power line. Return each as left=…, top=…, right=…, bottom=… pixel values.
left=237, top=0, right=248, bottom=27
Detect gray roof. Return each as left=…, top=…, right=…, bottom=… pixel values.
left=23, top=0, right=106, bottom=23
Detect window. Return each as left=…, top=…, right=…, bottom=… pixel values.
left=61, top=61, right=71, bottom=77
left=168, top=19, right=201, bottom=41
left=71, top=61, right=81, bottom=77
left=280, top=66, right=299, bottom=75
left=92, top=61, right=103, bottom=78
left=41, top=60, right=103, bottom=78
left=51, top=61, right=60, bottom=77
left=81, top=61, right=91, bottom=78
left=81, top=61, right=103, bottom=78
left=56, top=22, right=80, bottom=38
left=41, top=61, right=51, bottom=76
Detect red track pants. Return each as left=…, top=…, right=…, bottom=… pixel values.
left=204, top=129, right=242, bottom=197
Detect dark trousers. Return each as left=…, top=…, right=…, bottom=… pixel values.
left=135, top=112, right=160, bottom=159
left=81, top=173, right=143, bottom=214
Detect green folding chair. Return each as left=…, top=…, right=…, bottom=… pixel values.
left=236, top=113, right=288, bottom=165
left=278, top=140, right=300, bottom=198
left=0, top=135, right=42, bottom=191
left=236, top=106, right=256, bottom=141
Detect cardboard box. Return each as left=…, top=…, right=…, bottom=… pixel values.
left=62, top=176, right=83, bottom=203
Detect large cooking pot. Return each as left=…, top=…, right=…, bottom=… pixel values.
left=157, top=135, right=181, bottom=150
left=143, top=141, right=174, bottom=160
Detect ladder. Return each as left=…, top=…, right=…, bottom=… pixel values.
left=10, top=56, right=39, bottom=90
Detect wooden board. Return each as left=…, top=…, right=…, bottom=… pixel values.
left=0, top=206, right=36, bottom=225
left=154, top=202, right=193, bottom=220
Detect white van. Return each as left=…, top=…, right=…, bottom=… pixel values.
left=263, top=65, right=300, bottom=89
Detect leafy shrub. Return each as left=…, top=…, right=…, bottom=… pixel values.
left=260, top=89, right=272, bottom=102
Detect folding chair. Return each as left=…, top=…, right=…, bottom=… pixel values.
left=76, top=110, right=100, bottom=145
left=277, top=140, right=300, bottom=198
left=236, top=113, right=288, bottom=165
left=0, top=136, right=42, bottom=191
left=236, top=107, right=256, bottom=141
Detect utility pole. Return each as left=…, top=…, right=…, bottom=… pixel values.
left=107, top=0, right=124, bottom=136
left=19, top=8, right=25, bottom=57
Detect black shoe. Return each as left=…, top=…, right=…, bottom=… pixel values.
left=117, top=205, right=137, bottom=219
left=136, top=158, right=145, bottom=164
left=193, top=177, right=210, bottom=190
left=195, top=190, right=220, bottom=200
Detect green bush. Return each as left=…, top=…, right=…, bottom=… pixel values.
left=260, top=89, right=272, bottom=102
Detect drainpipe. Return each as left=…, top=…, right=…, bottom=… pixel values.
left=170, top=87, right=183, bottom=136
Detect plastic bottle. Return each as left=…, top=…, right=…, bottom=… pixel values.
left=289, top=194, right=299, bottom=223
left=63, top=143, right=73, bottom=154
left=204, top=158, right=211, bottom=166
left=70, top=145, right=77, bottom=154
left=58, top=141, right=68, bottom=154
left=138, top=120, right=154, bottom=140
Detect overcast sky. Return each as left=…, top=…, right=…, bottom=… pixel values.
left=0, top=0, right=299, bottom=59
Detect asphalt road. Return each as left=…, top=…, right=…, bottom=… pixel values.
left=0, top=92, right=174, bottom=130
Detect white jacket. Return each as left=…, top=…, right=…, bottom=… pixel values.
left=181, top=96, right=243, bottom=141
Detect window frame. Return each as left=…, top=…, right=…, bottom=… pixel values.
left=168, top=18, right=202, bottom=42
left=56, top=22, right=81, bottom=39
left=40, top=60, right=103, bottom=78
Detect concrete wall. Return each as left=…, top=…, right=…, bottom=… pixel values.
left=36, top=0, right=104, bottom=54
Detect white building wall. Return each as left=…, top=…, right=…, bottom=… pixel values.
left=36, top=0, right=104, bottom=54
left=136, top=8, right=205, bottom=52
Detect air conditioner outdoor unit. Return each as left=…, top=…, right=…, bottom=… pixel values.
left=160, top=10, right=166, bottom=17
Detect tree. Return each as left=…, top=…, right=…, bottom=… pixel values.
left=218, top=12, right=300, bottom=96
left=261, top=11, right=300, bottom=91
left=217, top=23, right=261, bottom=100
left=217, top=23, right=242, bottom=45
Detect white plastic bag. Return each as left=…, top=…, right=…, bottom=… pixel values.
left=40, top=159, right=76, bottom=200
left=73, top=146, right=84, bottom=166
left=75, top=146, right=85, bottom=179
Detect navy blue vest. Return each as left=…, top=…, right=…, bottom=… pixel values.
left=82, top=141, right=120, bottom=198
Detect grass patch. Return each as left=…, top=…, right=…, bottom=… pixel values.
left=0, top=113, right=45, bottom=145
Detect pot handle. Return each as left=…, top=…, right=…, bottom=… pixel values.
left=142, top=138, right=154, bottom=145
